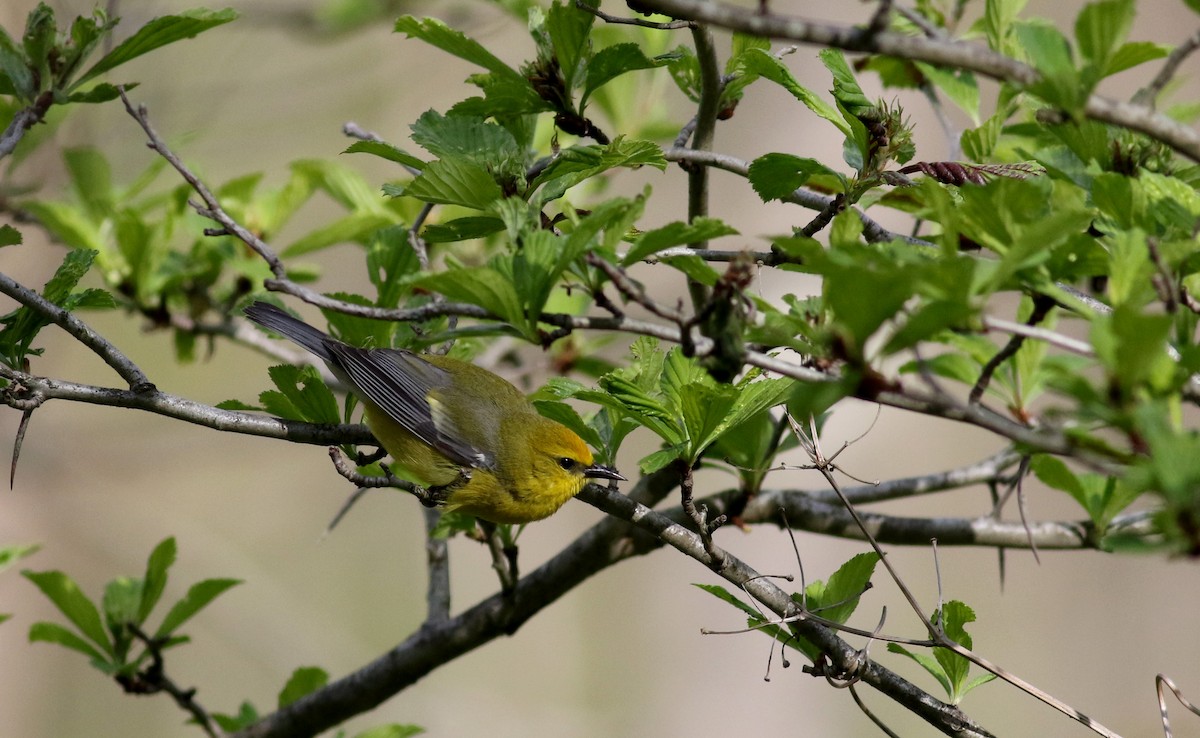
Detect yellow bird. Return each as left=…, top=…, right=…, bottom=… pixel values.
left=244, top=301, right=623, bottom=524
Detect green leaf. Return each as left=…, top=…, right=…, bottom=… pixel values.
left=532, top=399, right=604, bottom=451
left=748, top=153, right=840, bottom=202
left=582, top=43, right=670, bottom=107
left=154, top=578, right=241, bottom=639
left=395, top=16, right=524, bottom=82
left=0, top=543, right=39, bottom=572
left=0, top=224, right=22, bottom=247
left=737, top=49, right=849, bottom=136
left=623, top=217, right=738, bottom=264
left=292, top=159, right=388, bottom=213
left=343, top=140, right=426, bottom=170
left=935, top=600, right=983, bottom=702
left=400, top=158, right=505, bottom=210
left=17, top=201, right=104, bottom=252
left=278, top=666, right=329, bottom=708
left=531, top=137, right=665, bottom=204
left=282, top=212, right=397, bottom=257
left=1105, top=41, right=1170, bottom=77
left=422, top=216, right=505, bottom=244
left=74, top=8, right=238, bottom=87
left=64, top=147, right=113, bottom=220
left=0, top=21, right=33, bottom=100
left=264, top=364, right=341, bottom=424
left=410, top=110, right=523, bottom=173
left=804, top=552, right=879, bottom=624
left=545, top=0, right=594, bottom=91
left=982, top=0, right=1030, bottom=52
left=351, top=725, right=425, bottom=738
left=139, top=537, right=176, bottom=623
left=819, top=49, right=873, bottom=118
left=22, top=4, right=56, bottom=79
left=418, top=266, right=525, bottom=327
left=888, top=643, right=954, bottom=696
left=694, top=583, right=816, bottom=660
left=103, top=577, right=143, bottom=638
left=915, top=63, right=980, bottom=125
left=212, top=702, right=261, bottom=733
left=65, top=82, right=128, bottom=103
left=1075, top=0, right=1133, bottom=74
left=29, top=621, right=109, bottom=662
left=1015, top=21, right=1085, bottom=110
left=23, top=569, right=112, bottom=657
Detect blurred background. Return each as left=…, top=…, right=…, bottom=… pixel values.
left=2, top=0, right=1199, bottom=736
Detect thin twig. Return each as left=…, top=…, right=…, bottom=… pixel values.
left=575, top=0, right=694, bottom=29
left=970, top=297, right=1055, bottom=404
left=635, top=0, right=1200, bottom=163
left=0, top=272, right=150, bottom=388
left=1133, top=28, right=1200, bottom=109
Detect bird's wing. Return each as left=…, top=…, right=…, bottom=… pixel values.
left=329, top=344, right=493, bottom=470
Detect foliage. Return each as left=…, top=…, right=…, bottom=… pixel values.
left=22, top=537, right=239, bottom=682
left=2, top=0, right=1200, bottom=736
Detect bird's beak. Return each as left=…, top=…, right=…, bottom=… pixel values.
left=584, top=464, right=625, bottom=482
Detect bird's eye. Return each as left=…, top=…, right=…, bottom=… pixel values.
left=557, top=457, right=576, bottom=471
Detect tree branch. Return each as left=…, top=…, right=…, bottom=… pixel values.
left=637, top=0, right=1200, bottom=162
left=0, top=366, right=374, bottom=448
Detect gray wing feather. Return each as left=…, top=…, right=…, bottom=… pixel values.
left=245, top=300, right=490, bottom=470
left=329, top=344, right=491, bottom=470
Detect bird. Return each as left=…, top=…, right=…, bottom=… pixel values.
left=243, top=301, right=624, bottom=524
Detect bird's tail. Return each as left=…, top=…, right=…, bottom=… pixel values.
left=243, top=301, right=337, bottom=361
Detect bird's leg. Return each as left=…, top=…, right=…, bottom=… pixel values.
left=478, top=520, right=518, bottom=594
left=423, top=468, right=472, bottom=508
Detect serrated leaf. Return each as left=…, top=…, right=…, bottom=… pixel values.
left=154, top=578, right=241, bottom=639
left=1075, top=0, right=1133, bottom=72
left=546, top=0, right=594, bottom=91
left=418, top=266, right=525, bottom=327
left=582, top=42, right=669, bottom=107
left=0, top=224, right=22, bottom=247
left=265, top=364, right=341, bottom=424
left=1015, top=21, right=1084, bottom=109
left=623, top=217, right=738, bottom=264
left=935, top=600, right=977, bottom=699
left=532, top=400, right=604, bottom=450
left=410, top=110, right=522, bottom=170
left=531, top=138, right=665, bottom=204
left=23, top=570, right=111, bottom=656
left=737, top=49, right=849, bottom=136
left=278, top=666, right=329, bottom=708
left=748, top=153, right=840, bottom=202
left=400, top=158, right=504, bottom=210
left=807, top=552, right=879, bottom=624
left=395, top=16, right=524, bottom=82
left=0, top=23, right=33, bottom=100
left=819, top=48, right=873, bottom=118
left=75, top=8, right=238, bottom=87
